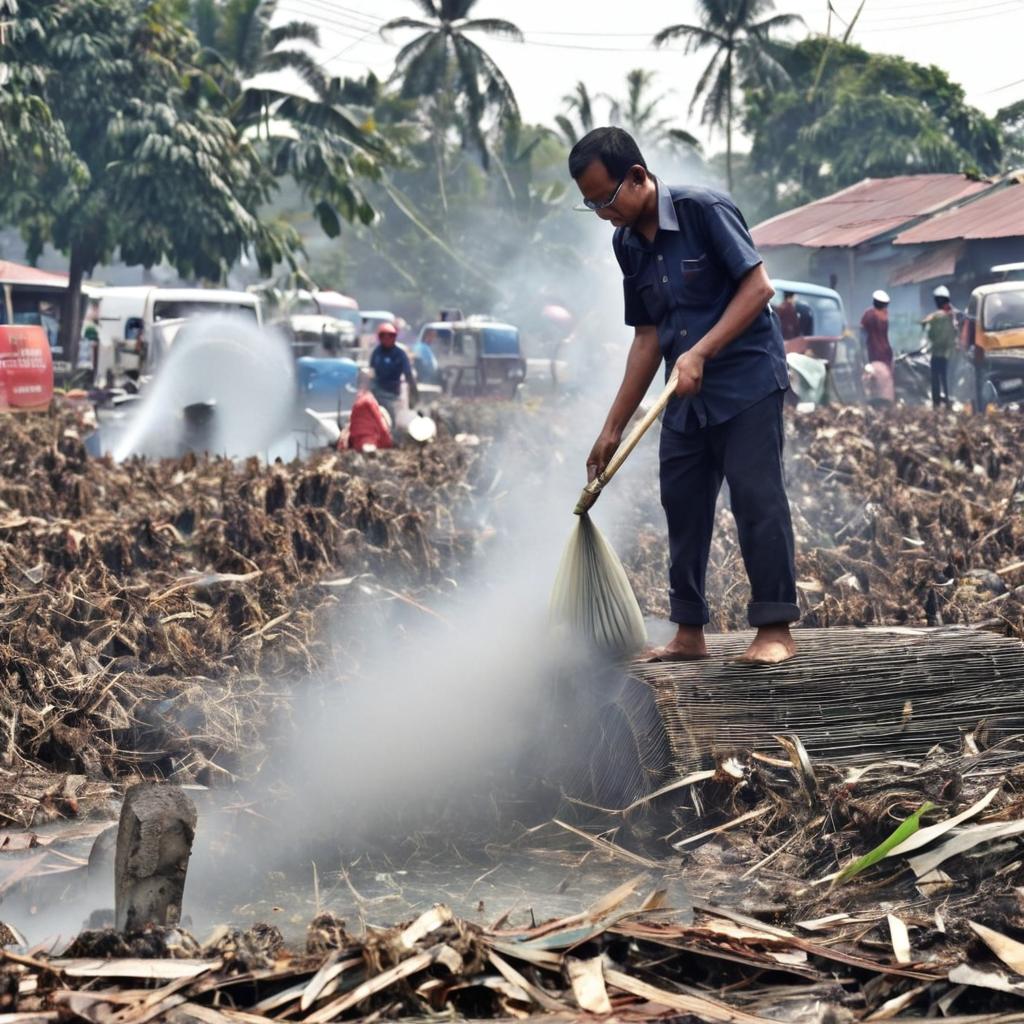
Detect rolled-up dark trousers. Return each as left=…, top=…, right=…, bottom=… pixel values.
left=659, top=389, right=799, bottom=628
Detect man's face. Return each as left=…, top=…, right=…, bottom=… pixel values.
left=380, top=330, right=396, bottom=348
left=575, top=159, right=645, bottom=228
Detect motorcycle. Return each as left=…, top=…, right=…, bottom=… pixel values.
left=892, top=346, right=933, bottom=405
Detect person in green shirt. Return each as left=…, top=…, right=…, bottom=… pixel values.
left=921, top=284, right=958, bottom=408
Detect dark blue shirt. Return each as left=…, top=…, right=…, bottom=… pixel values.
left=613, top=180, right=788, bottom=433
left=370, top=343, right=412, bottom=395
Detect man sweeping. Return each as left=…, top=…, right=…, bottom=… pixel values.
left=569, top=127, right=798, bottom=664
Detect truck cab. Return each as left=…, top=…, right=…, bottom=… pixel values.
left=960, top=281, right=1024, bottom=406
left=416, top=315, right=526, bottom=398
left=94, top=286, right=262, bottom=382
left=770, top=279, right=853, bottom=403
left=276, top=289, right=360, bottom=358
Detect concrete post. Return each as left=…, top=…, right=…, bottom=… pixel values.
left=114, top=784, right=197, bottom=933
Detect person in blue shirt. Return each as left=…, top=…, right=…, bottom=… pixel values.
left=369, top=322, right=416, bottom=422
left=411, top=331, right=440, bottom=385
left=570, top=126, right=798, bottom=665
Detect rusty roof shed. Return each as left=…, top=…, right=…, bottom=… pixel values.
left=751, top=175, right=990, bottom=250
left=894, top=179, right=1024, bottom=245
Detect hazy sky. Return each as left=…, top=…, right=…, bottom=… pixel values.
left=274, top=0, right=1024, bottom=148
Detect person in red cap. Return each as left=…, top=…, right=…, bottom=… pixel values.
left=369, top=321, right=416, bottom=422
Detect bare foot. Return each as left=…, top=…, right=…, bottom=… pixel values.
left=639, top=625, right=709, bottom=663
left=737, top=624, right=796, bottom=664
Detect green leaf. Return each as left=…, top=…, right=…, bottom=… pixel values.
left=312, top=199, right=341, bottom=238
left=832, top=801, right=936, bottom=887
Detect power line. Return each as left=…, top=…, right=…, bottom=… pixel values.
left=277, top=2, right=395, bottom=54
left=510, top=38, right=684, bottom=54
left=511, top=0, right=1014, bottom=35
left=856, top=2, right=1023, bottom=30
left=278, top=2, right=390, bottom=39
left=286, top=0, right=386, bottom=27
left=279, top=0, right=1023, bottom=61
left=854, top=0, right=1022, bottom=26
left=825, top=0, right=997, bottom=10
left=985, top=76, right=1024, bottom=94
left=319, top=23, right=391, bottom=66
left=276, top=6, right=677, bottom=56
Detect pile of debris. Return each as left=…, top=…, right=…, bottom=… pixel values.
left=0, top=404, right=495, bottom=820
left=622, top=406, right=1024, bottom=636
left=2, top=401, right=1022, bottom=820
left=8, top=729, right=1024, bottom=1024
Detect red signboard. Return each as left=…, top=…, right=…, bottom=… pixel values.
left=0, top=326, right=55, bottom=412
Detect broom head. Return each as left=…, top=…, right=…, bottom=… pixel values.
left=550, top=513, right=647, bottom=658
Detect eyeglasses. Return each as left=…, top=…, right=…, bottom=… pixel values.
left=574, top=174, right=628, bottom=213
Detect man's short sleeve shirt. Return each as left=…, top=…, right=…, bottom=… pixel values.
left=370, top=344, right=412, bottom=394
left=612, top=180, right=788, bottom=432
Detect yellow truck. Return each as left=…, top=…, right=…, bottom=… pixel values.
left=960, top=281, right=1024, bottom=408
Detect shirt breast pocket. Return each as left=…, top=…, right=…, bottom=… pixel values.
left=678, top=253, right=719, bottom=307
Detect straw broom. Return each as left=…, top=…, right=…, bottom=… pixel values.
left=550, top=373, right=678, bottom=657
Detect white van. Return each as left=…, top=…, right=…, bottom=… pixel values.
left=93, top=286, right=262, bottom=381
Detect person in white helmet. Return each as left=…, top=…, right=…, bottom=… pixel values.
left=920, top=284, right=957, bottom=408
left=860, top=290, right=893, bottom=370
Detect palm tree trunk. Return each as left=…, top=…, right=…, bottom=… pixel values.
left=435, top=125, right=448, bottom=216
left=725, top=56, right=734, bottom=193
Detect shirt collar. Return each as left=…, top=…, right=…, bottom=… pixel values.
left=623, top=176, right=679, bottom=250
left=655, top=177, right=680, bottom=232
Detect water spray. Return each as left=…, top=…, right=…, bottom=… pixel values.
left=111, top=315, right=295, bottom=462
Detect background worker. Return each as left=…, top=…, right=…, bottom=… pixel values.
left=860, top=290, right=894, bottom=371
left=859, top=289, right=895, bottom=404
left=411, top=330, right=440, bottom=385
left=344, top=370, right=393, bottom=452
left=773, top=290, right=802, bottom=342
left=369, top=321, right=417, bottom=423
left=921, top=284, right=957, bottom=408
left=795, top=295, right=815, bottom=337
left=570, top=126, right=798, bottom=665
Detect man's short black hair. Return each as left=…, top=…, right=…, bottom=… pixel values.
left=568, top=127, right=647, bottom=181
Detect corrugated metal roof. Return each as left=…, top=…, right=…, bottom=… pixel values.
left=890, top=242, right=963, bottom=286
left=0, top=260, right=69, bottom=288
left=751, top=175, right=990, bottom=250
left=894, top=181, right=1024, bottom=244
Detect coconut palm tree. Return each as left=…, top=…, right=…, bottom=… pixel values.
left=381, top=0, right=522, bottom=168
left=188, top=1, right=389, bottom=240
left=605, top=70, right=701, bottom=158
left=555, top=81, right=597, bottom=146
left=653, top=0, right=803, bottom=191
left=190, top=0, right=327, bottom=96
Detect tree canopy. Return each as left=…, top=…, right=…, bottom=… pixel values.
left=381, top=0, right=522, bottom=169
left=653, top=0, right=803, bottom=191
left=1, top=0, right=1016, bottom=339
left=190, top=0, right=326, bottom=95
left=1, top=0, right=300, bottom=358
left=742, top=37, right=1003, bottom=216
